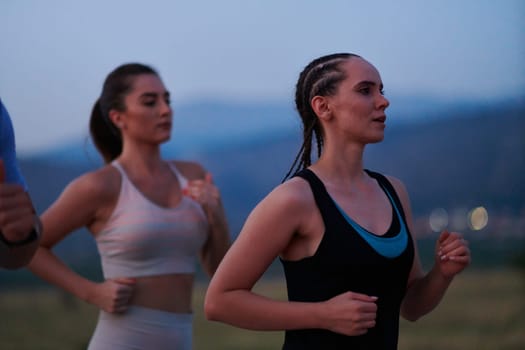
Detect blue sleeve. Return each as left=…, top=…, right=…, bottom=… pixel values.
left=0, top=99, right=28, bottom=190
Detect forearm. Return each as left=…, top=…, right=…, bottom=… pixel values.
left=205, top=289, right=323, bottom=331
left=0, top=238, right=39, bottom=269
left=202, top=202, right=231, bottom=276
left=0, top=216, right=41, bottom=269
left=28, top=247, right=98, bottom=303
left=401, top=265, right=453, bottom=321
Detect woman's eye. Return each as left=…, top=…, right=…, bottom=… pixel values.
left=380, top=89, right=385, bottom=95
left=144, top=100, right=156, bottom=106
left=359, top=87, right=370, bottom=95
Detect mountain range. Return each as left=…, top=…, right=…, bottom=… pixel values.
left=4, top=95, right=524, bottom=281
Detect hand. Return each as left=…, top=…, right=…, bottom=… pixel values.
left=0, top=160, right=35, bottom=242
left=322, top=291, right=378, bottom=336
left=183, top=173, right=222, bottom=213
left=89, top=277, right=136, bottom=313
left=435, top=230, right=471, bottom=278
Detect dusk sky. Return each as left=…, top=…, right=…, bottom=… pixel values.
left=1, top=0, right=523, bottom=154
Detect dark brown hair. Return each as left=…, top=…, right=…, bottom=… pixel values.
left=89, top=63, right=158, bottom=163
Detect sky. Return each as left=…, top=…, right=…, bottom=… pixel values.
left=0, top=0, right=524, bottom=155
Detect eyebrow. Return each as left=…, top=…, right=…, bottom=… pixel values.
left=140, top=91, right=171, bottom=98
left=354, top=80, right=384, bottom=90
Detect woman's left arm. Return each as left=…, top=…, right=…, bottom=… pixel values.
left=182, top=164, right=230, bottom=277
left=388, top=176, right=471, bottom=321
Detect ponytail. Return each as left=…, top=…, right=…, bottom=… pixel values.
left=89, top=98, right=122, bottom=163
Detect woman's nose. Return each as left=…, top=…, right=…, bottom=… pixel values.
left=160, top=100, right=172, bottom=116
left=377, top=94, right=389, bottom=110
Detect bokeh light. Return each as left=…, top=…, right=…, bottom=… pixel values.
left=468, top=206, right=489, bottom=231
left=429, top=208, right=448, bottom=232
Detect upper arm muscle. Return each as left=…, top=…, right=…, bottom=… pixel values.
left=210, top=180, right=311, bottom=291
left=40, top=169, right=118, bottom=248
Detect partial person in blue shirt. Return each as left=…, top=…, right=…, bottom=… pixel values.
left=0, top=98, right=42, bottom=269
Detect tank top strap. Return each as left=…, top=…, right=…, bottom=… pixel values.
left=364, top=169, right=408, bottom=225
left=110, top=160, right=126, bottom=177
left=293, top=169, right=334, bottom=225
left=110, top=160, right=136, bottom=197
left=106, top=160, right=141, bottom=212
left=167, top=162, right=189, bottom=189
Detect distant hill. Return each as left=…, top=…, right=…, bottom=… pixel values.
left=365, top=102, right=525, bottom=215
left=2, top=97, right=523, bottom=285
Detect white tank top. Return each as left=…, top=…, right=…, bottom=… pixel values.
left=95, top=161, right=208, bottom=279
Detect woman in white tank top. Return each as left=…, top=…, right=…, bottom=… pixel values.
left=27, top=63, right=231, bottom=350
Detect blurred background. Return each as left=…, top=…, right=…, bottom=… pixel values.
left=1, top=0, right=524, bottom=349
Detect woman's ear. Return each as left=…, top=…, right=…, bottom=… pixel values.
left=108, top=110, right=125, bottom=129
left=311, top=96, right=332, bottom=121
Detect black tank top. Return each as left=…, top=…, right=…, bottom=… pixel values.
left=280, top=169, right=414, bottom=350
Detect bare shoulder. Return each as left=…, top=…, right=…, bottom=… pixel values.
left=383, top=173, right=413, bottom=211
left=261, top=176, right=314, bottom=212
left=62, top=165, right=121, bottom=201
left=169, top=160, right=206, bottom=181
left=238, top=175, right=315, bottom=246
left=241, top=175, right=318, bottom=254
left=383, top=174, right=409, bottom=196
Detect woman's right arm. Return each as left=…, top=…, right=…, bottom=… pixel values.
left=204, top=180, right=319, bottom=330
left=204, top=180, right=378, bottom=335
left=28, top=170, right=135, bottom=312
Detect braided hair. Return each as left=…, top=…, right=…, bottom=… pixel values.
left=282, top=53, right=360, bottom=182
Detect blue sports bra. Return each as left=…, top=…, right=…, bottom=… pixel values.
left=95, top=161, right=209, bottom=278
left=332, top=178, right=408, bottom=258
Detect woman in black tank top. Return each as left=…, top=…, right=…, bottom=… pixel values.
left=205, top=53, right=471, bottom=349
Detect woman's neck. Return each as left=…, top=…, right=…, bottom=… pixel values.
left=117, top=142, right=164, bottom=175
left=311, top=142, right=369, bottom=188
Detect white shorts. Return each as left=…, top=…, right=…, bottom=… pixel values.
left=88, top=305, right=193, bottom=350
